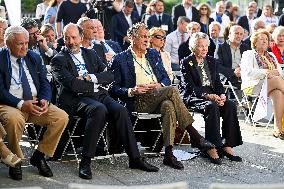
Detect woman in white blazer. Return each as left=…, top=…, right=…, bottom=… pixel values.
left=240, top=29, right=284, bottom=140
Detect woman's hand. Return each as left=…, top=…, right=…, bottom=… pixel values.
left=267, top=69, right=279, bottom=79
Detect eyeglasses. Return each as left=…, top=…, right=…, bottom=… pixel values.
left=153, top=35, right=165, bottom=40
left=200, top=7, right=208, bottom=10
left=29, top=29, right=40, bottom=37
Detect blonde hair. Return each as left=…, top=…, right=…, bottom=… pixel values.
left=148, top=27, right=166, bottom=49
left=251, top=29, right=271, bottom=49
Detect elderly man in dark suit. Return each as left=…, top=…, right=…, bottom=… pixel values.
left=171, top=0, right=200, bottom=30
left=51, top=23, right=159, bottom=180
left=92, top=19, right=122, bottom=63
left=0, top=26, right=68, bottom=180
left=112, top=0, right=140, bottom=50
left=216, top=25, right=250, bottom=89
left=147, top=0, right=173, bottom=34
left=111, top=22, right=216, bottom=169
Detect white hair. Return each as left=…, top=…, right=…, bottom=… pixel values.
left=216, top=1, right=224, bottom=9
left=77, top=17, right=91, bottom=26
left=209, top=21, right=222, bottom=32
left=272, top=26, right=284, bottom=41
left=251, top=19, right=265, bottom=32
left=229, top=25, right=244, bottom=34
left=4, top=25, right=29, bottom=45
left=188, top=32, right=210, bottom=51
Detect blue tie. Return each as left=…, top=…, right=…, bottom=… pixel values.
left=158, top=15, right=162, bottom=26
left=100, top=41, right=108, bottom=53
left=17, top=58, right=33, bottom=100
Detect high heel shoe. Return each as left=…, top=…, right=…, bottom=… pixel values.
left=221, top=149, right=242, bottom=162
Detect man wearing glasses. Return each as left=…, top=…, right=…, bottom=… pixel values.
left=21, top=17, right=57, bottom=66
left=164, top=16, right=190, bottom=70
left=111, top=22, right=216, bottom=170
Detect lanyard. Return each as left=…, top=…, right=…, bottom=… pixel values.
left=69, top=52, right=89, bottom=76
left=132, top=53, right=155, bottom=81
left=7, top=52, right=23, bottom=85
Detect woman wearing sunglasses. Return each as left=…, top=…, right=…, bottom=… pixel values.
left=149, top=27, right=174, bottom=82
left=197, top=3, right=214, bottom=35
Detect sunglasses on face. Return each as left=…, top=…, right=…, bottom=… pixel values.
left=201, top=7, right=208, bottom=10
left=153, top=35, right=166, bottom=40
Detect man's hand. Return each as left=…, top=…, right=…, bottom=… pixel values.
left=146, top=82, right=162, bottom=90
left=123, top=36, right=130, bottom=43
left=234, top=67, right=241, bottom=78
left=105, top=52, right=114, bottom=62
left=37, top=34, right=49, bottom=52
left=40, top=99, right=49, bottom=114
left=21, top=100, right=42, bottom=116
left=132, top=85, right=151, bottom=95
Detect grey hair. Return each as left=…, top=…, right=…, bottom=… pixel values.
left=272, top=26, right=284, bottom=41
left=229, top=25, right=244, bottom=34
left=215, top=1, right=224, bottom=9
left=4, top=26, right=29, bottom=45
left=251, top=19, right=265, bottom=32
left=209, top=21, right=221, bottom=32
left=186, top=21, right=201, bottom=31
left=188, top=32, right=210, bottom=52
left=77, top=17, right=91, bottom=26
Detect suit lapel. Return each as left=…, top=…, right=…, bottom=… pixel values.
left=120, top=12, right=130, bottom=28
left=81, top=49, right=93, bottom=74
left=63, top=48, right=79, bottom=76
left=24, top=55, right=38, bottom=89
left=126, top=50, right=136, bottom=83
left=225, top=42, right=232, bottom=67
left=189, top=55, right=202, bottom=86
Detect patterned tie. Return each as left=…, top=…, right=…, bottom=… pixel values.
left=17, top=58, right=32, bottom=100
left=100, top=41, right=108, bottom=53
left=158, top=15, right=162, bottom=26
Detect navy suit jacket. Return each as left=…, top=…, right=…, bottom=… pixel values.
left=110, top=48, right=171, bottom=112
left=180, top=54, right=224, bottom=104
left=51, top=47, right=113, bottom=115
left=237, top=16, right=251, bottom=34
left=0, top=49, right=51, bottom=108
left=171, top=4, right=200, bottom=30
left=133, top=3, right=147, bottom=21
left=112, top=11, right=140, bottom=48
left=147, top=13, right=174, bottom=34
left=105, top=40, right=122, bottom=54
left=216, top=41, right=250, bottom=79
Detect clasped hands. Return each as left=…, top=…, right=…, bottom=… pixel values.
left=205, top=94, right=226, bottom=106
left=267, top=69, right=279, bottom=79
left=131, top=82, right=162, bottom=95
left=21, top=99, right=49, bottom=116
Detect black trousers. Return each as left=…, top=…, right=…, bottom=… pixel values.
left=76, top=94, right=140, bottom=159
left=188, top=99, right=243, bottom=148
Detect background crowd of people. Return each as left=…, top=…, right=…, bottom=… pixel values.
left=0, top=0, right=283, bottom=182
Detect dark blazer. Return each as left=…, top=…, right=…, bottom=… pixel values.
left=178, top=37, right=216, bottom=61
left=279, top=13, right=284, bottom=26
left=216, top=41, right=250, bottom=79
left=147, top=13, right=174, bottom=34
left=133, top=3, right=147, bottom=21
left=112, top=11, right=140, bottom=49
left=110, top=48, right=171, bottom=112
left=105, top=40, right=122, bottom=54
left=171, top=4, right=200, bottom=29
left=180, top=54, right=224, bottom=104
left=0, top=49, right=51, bottom=108
left=237, top=16, right=250, bottom=33
left=50, top=47, right=113, bottom=115
left=92, top=43, right=108, bottom=65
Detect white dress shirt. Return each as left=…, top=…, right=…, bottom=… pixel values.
left=124, top=12, right=132, bottom=27
left=183, top=4, right=193, bottom=21
left=164, top=30, right=189, bottom=64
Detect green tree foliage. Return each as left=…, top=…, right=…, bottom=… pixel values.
left=21, top=0, right=41, bottom=13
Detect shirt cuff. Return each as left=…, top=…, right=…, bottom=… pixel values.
left=17, top=100, right=24, bottom=110
left=89, top=74, right=98, bottom=83
left=45, top=48, right=54, bottom=57
left=93, top=84, right=99, bottom=92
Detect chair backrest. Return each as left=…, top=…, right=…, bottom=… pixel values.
left=209, top=183, right=284, bottom=189
left=68, top=182, right=188, bottom=189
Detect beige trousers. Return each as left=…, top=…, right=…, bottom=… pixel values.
left=0, top=104, right=69, bottom=159
left=0, top=123, right=6, bottom=139
left=134, top=86, right=194, bottom=146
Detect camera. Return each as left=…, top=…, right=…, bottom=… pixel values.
left=91, top=0, right=114, bottom=12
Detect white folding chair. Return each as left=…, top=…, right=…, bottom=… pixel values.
left=210, top=183, right=284, bottom=189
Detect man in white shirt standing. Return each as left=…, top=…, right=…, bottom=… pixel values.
left=164, top=16, right=190, bottom=70
left=210, top=1, right=230, bottom=37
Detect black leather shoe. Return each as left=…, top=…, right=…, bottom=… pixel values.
left=129, top=157, right=159, bottom=172
left=191, top=137, right=215, bottom=151
left=30, top=156, right=53, bottom=177
left=79, top=162, right=92, bottom=179
left=201, top=152, right=222, bottom=165
left=163, top=155, right=184, bottom=170
left=9, top=164, right=22, bottom=180
left=222, top=149, right=242, bottom=162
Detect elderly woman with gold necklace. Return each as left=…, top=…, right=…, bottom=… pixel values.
left=241, top=29, right=284, bottom=140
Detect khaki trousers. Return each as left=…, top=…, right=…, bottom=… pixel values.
left=0, top=104, right=68, bottom=159
left=0, top=123, right=6, bottom=139
left=134, top=86, right=194, bottom=146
